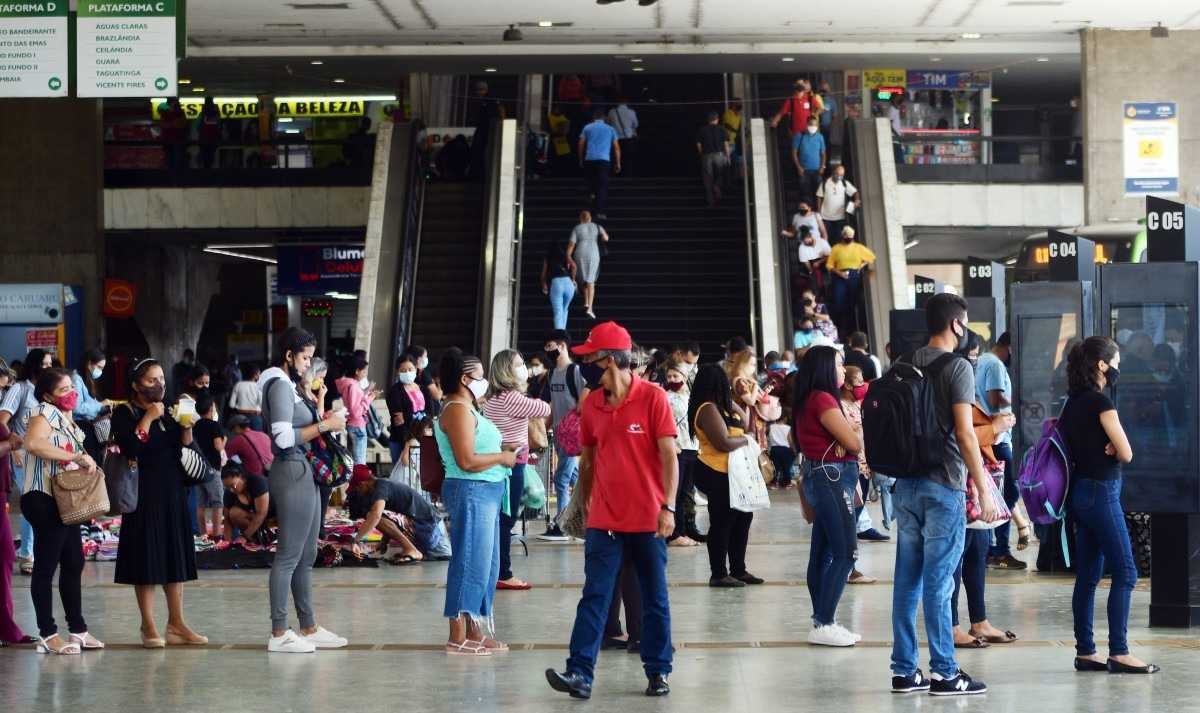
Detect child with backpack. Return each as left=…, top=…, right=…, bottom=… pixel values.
left=1054, top=337, right=1157, bottom=674
left=862, top=294, right=999, bottom=696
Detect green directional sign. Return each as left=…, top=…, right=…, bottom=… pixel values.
left=0, top=2, right=70, bottom=98
left=77, top=1, right=178, bottom=97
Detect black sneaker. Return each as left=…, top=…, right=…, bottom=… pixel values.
left=857, top=528, right=890, bottom=542
left=537, top=525, right=570, bottom=542
left=891, top=669, right=931, bottom=693
left=929, top=670, right=987, bottom=696
left=645, top=673, right=670, bottom=697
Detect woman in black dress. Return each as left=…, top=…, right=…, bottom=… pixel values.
left=112, top=358, right=206, bottom=648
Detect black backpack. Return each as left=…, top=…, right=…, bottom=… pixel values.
left=861, top=352, right=960, bottom=478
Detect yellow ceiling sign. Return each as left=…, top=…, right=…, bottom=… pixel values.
left=150, top=96, right=386, bottom=120
left=863, top=68, right=906, bottom=88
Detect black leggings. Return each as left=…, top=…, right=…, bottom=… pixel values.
left=20, top=491, right=86, bottom=638
left=693, top=460, right=753, bottom=579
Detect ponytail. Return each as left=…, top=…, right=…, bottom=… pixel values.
left=1066, top=336, right=1118, bottom=395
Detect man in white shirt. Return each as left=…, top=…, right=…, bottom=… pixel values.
left=228, top=363, right=265, bottom=432
left=607, top=97, right=639, bottom=177
left=817, top=163, right=860, bottom=241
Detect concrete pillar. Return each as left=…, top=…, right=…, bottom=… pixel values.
left=1082, top=29, right=1200, bottom=223
left=0, top=100, right=104, bottom=348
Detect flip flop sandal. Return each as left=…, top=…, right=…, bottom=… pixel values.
left=445, top=639, right=491, bottom=656
left=482, top=638, right=509, bottom=653
left=972, top=630, right=1018, bottom=644
left=389, top=554, right=421, bottom=566
left=954, top=636, right=990, bottom=649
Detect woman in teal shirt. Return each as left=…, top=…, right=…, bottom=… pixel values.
left=434, top=348, right=517, bottom=657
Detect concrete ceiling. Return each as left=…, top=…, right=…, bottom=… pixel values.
left=185, top=0, right=1196, bottom=50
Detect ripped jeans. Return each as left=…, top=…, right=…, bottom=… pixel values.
left=804, top=459, right=859, bottom=626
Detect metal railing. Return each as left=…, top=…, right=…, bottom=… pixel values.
left=393, top=122, right=430, bottom=359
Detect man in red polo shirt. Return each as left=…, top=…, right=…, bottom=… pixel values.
left=771, top=78, right=826, bottom=139
left=546, top=321, right=679, bottom=701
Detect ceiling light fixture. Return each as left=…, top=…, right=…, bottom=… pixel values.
left=310, top=59, right=323, bottom=65
left=904, top=240, right=921, bottom=250
left=332, top=78, right=346, bottom=83
left=484, top=67, right=498, bottom=73
left=1151, top=22, right=1168, bottom=38
left=503, top=24, right=523, bottom=41
left=961, top=32, right=982, bottom=39
left=630, top=58, right=643, bottom=63
left=781, top=57, right=795, bottom=62
left=537, top=20, right=553, bottom=27
left=178, top=78, right=191, bottom=85
left=632, top=67, right=645, bottom=72
left=203, top=247, right=278, bottom=264
left=929, top=57, right=942, bottom=62
left=1036, top=56, right=1050, bottom=62
left=191, top=87, right=205, bottom=93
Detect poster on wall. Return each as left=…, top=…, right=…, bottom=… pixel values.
left=0, top=2, right=68, bottom=97
left=1123, top=101, right=1179, bottom=196
left=76, top=0, right=177, bottom=98
left=24, top=327, right=58, bottom=353
left=0, top=283, right=62, bottom=324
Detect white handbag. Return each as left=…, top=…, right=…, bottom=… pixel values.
left=728, top=440, right=772, bottom=513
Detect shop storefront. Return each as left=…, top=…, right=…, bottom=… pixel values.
left=104, top=95, right=401, bottom=170
left=273, top=244, right=364, bottom=364
left=857, top=68, right=992, bottom=165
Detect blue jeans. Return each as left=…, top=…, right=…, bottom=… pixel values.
left=951, top=527, right=991, bottom=626
left=874, top=473, right=897, bottom=530
left=553, top=439, right=579, bottom=518
left=566, top=529, right=672, bottom=685
left=549, top=276, right=576, bottom=330
left=499, top=463, right=525, bottom=580
left=389, top=441, right=404, bottom=465
left=12, top=461, right=33, bottom=559
left=988, top=442, right=1019, bottom=557
left=441, top=477, right=504, bottom=620
left=891, top=478, right=967, bottom=679
left=1069, top=478, right=1136, bottom=657
left=804, top=460, right=859, bottom=626
left=831, top=268, right=863, bottom=334
left=348, top=426, right=369, bottom=466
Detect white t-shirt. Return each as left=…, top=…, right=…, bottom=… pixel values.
left=798, top=236, right=832, bottom=265
left=889, top=105, right=903, bottom=136
left=791, top=211, right=824, bottom=241
left=768, top=423, right=792, bottom=448
left=229, top=379, right=263, bottom=412
left=817, top=178, right=859, bottom=221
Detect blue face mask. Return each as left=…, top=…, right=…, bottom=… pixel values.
left=90, top=366, right=104, bottom=380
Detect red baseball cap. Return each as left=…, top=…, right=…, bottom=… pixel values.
left=572, top=321, right=633, bottom=356
left=350, top=464, right=373, bottom=488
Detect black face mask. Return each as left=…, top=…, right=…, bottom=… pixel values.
left=579, top=362, right=605, bottom=389
left=194, top=387, right=211, bottom=400
left=954, top=321, right=969, bottom=352
left=799, top=207, right=810, bottom=215
left=803, top=298, right=814, bottom=307
left=1106, top=366, right=1121, bottom=389
left=546, top=349, right=561, bottom=363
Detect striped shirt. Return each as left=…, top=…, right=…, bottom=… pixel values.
left=22, top=402, right=86, bottom=496
left=480, top=389, right=552, bottom=455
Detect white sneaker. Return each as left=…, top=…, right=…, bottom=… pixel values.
left=303, top=626, right=348, bottom=649
left=268, top=630, right=316, bottom=653
left=831, top=623, right=862, bottom=643
left=807, top=624, right=856, bottom=647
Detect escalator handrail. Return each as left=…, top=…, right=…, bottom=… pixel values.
left=393, top=119, right=429, bottom=367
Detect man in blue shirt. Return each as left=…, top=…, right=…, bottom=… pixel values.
left=973, top=332, right=1026, bottom=570
left=791, top=116, right=826, bottom=205
left=578, top=108, right=622, bottom=220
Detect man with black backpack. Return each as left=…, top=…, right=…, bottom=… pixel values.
left=540, top=330, right=591, bottom=541
left=862, top=293, right=998, bottom=696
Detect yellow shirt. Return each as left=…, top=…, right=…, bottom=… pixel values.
left=547, top=112, right=571, bottom=156
left=721, top=108, right=743, bottom=144
left=694, top=403, right=745, bottom=473
left=828, top=242, right=876, bottom=272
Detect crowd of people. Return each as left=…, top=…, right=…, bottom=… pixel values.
left=0, top=292, right=1159, bottom=693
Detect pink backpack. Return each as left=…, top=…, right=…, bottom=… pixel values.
left=556, top=410, right=583, bottom=457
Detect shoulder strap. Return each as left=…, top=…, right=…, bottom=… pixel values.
left=926, top=352, right=962, bottom=379
left=566, top=363, right=580, bottom=402
left=613, top=107, right=627, bottom=137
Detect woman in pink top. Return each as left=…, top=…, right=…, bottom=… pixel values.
left=481, top=349, right=551, bottom=591
left=336, top=354, right=379, bottom=466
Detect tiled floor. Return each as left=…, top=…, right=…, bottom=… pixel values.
left=1, top=494, right=1190, bottom=712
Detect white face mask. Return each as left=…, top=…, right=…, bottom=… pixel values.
left=807, top=126, right=818, bottom=134
left=466, top=378, right=488, bottom=401
left=358, top=377, right=370, bottom=390
left=514, top=365, right=530, bottom=383
left=417, top=356, right=429, bottom=370
left=397, top=371, right=417, bottom=385
left=530, top=365, right=545, bottom=377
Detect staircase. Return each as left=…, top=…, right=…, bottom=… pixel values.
left=515, top=176, right=752, bottom=355
left=409, top=181, right=485, bottom=354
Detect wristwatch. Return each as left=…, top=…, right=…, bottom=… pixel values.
left=660, top=504, right=676, bottom=513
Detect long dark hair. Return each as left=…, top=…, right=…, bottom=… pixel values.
left=23, top=349, right=48, bottom=383
left=792, top=346, right=843, bottom=426
left=275, top=327, right=317, bottom=369
left=1067, top=336, right=1118, bottom=395
left=78, top=347, right=106, bottom=398
left=687, top=364, right=740, bottom=439
left=34, top=368, right=71, bottom=403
